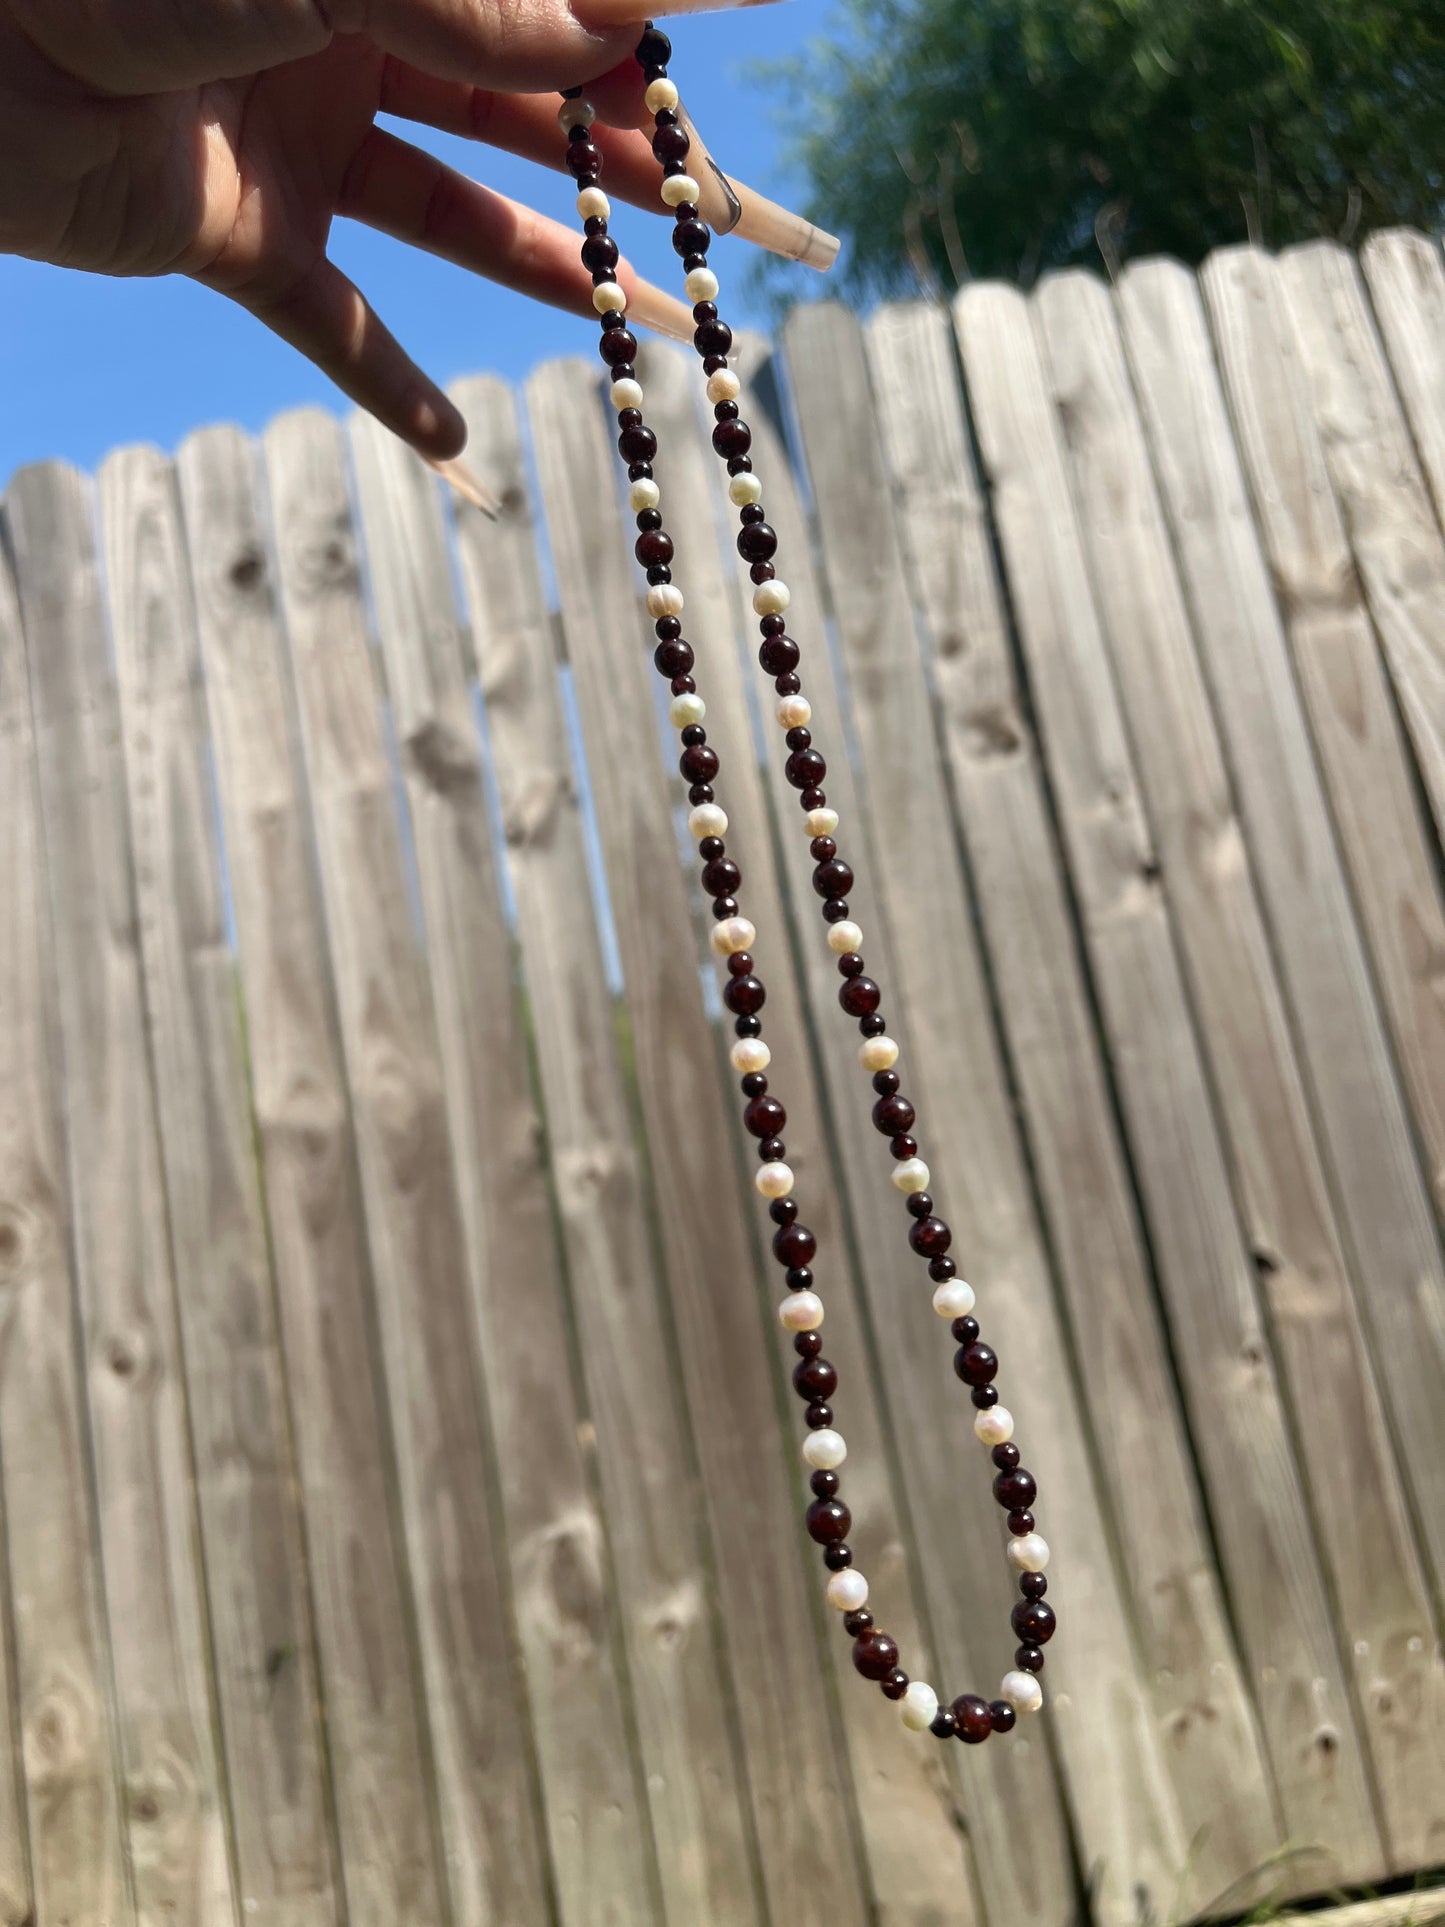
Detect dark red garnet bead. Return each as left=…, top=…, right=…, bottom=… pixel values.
left=806, top=1498, right=851, bottom=1545
left=1011, top=1599, right=1057, bottom=1645
left=872, top=1093, right=916, bottom=1136
left=989, top=1699, right=1017, bottom=1734
left=725, top=976, right=767, bottom=1018
left=852, top=1631, right=899, bottom=1681
left=793, top=1355, right=837, bottom=1400
left=956, top=1343, right=999, bottom=1387
left=909, top=1216, right=952, bottom=1258
left=743, top=1092, right=785, bottom=1137
left=951, top=1694, right=993, bottom=1744
left=772, top=1222, right=817, bottom=1268
left=994, top=1467, right=1037, bottom=1510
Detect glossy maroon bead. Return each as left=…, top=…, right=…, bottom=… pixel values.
left=601, top=330, right=640, bottom=368
left=930, top=1708, right=959, bottom=1739
left=743, top=1092, right=785, bottom=1137
left=823, top=1544, right=852, bottom=1572
left=701, top=856, right=740, bottom=896
left=654, top=639, right=693, bottom=680
left=673, top=218, right=710, bottom=257
left=842, top=1608, right=873, bottom=1637
left=652, top=122, right=690, bottom=164
left=992, top=1442, right=1020, bottom=1470
left=909, top=1216, right=953, bottom=1259
left=786, top=748, right=827, bottom=790
left=994, top=1467, right=1037, bottom=1510
left=988, top=1699, right=1017, bottom=1734
left=951, top=1694, right=993, bottom=1745
left=972, top=1383, right=999, bottom=1409
left=759, top=634, right=799, bottom=675
left=872, top=1093, right=915, bottom=1136
left=772, top=1221, right=816, bottom=1268
left=635, top=23, right=671, bottom=66
left=737, top=521, right=778, bottom=562
left=679, top=744, right=718, bottom=785
left=724, top=976, right=767, bottom=1017
left=580, top=233, right=619, bottom=272
left=812, top=857, right=853, bottom=898
left=794, top=1329, right=822, bottom=1357
left=804, top=1401, right=833, bottom=1429
left=890, top=1131, right=916, bottom=1155
left=1007, top=1508, right=1035, bottom=1534
left=881, top=1668, right=910, bottom=1701
left=1015, top=1644, right=1046, bottom=1673
left=565, top=137, right=601, bottom=178
left=1020, top=1572, right=1048, bottom=1600
left=852, top=1631, right=899, bottom=1681
left=810, top=1469, right=839, bottom=1498
left=839, top=976, right=881, bottom=1018
left=695, top=317, right=733, bottom=356
left=636, top=529, right=675, bottom=568
left=806, top=1498, right=851, bottom=1545
left=617, top=421, right=656, bottom=460
left=955, top=1343, right=998, bottom=1387
left=1011, top=1599, right=1056, bottom=1645
left=793, top=1355, right=837, bottom=1400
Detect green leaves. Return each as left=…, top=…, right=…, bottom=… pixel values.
left=771, top=0, right=1445, bottom=296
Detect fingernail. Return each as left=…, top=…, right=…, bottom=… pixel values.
left=673, top=108, right=743, bottom=234
left=583, top=0, right=789, bottom=21
left=627, top=277, right=697, bottom=343
left=427, top=454, right=502, bottom=519
left=731, top=181, right=839, bottom=271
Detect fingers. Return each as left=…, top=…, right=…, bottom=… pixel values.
left=337, top=125, right=694, bottom=336
left=362, top=0, right=635, bottom=93
left=237, top=256, right=466, bottom=458
left=578, top=0, right=792, bottom=16
left=379, top=61, right=840, bottom=268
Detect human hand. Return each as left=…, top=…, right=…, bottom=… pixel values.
left=0, top=0, right=804, bottom=457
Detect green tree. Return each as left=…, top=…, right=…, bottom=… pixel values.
left=776, top=0, right=1445, bottom=292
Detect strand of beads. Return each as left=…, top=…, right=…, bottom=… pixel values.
left=557, top=31, right=1053, bottom=1743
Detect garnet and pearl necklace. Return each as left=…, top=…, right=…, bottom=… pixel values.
left=556, top=25, right=1055, bottom=1746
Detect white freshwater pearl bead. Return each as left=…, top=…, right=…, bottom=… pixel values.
left=900, top=1681, right=939, bottom=1732
left=892, top=1158, right=930, bottom=1194
left=728, top=472, right=763, bottom=508
left=825, top=1567, right=868, bottom=1613
left=669, top=691, right=705, bottom=729
left=974, top=1403, right=1013, bottom=1445
left=576, top=187, right=610, bottom=221
left=560, top=99, right=596, bottom=129
left=779, top=1290, right=824, bottom=1332
left=826, top=921, right=863, bottom=956
left=688, top=803, right=728, bottom=840
left=706, top=369, right=741, bottom=405
left=934, top=1279, right=978, bottom=1321
left=755, top=1161, right=794, bottom=1200
left=592, top=281, right=627, bottom=314
left=730, top=1036, right=771, bottom=1075
left=711, top=916, right=756, bottom=957
left=776, top=694, right=812, bottom=730
left=661, top=173, right=701, bottom=207
left=646, top=584, right=684, bottom=619
left=686, top=267, right=720, bottom=303
left=1001, top=1670, right=1044, bottom=1715
left=629, top=477, right=660, bottom=513
left=804, top=808, right=839, bottom=838
left=802, top=1428, right=847, bottom=1471
left=753, top=580, right=791, bottom=616
left=614, top=380, right=646, bottom=414
left=1007, top=1532, right=1050, bottom=1575
left=644, top=76, right=679, bottom=112
left=859, top=1035, right=899, bottom=1072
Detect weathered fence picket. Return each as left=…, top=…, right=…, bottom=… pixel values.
left=2, top=233, right=1444, bottom=1927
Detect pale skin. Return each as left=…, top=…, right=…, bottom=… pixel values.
left=0, top=0, right=751, bottom=456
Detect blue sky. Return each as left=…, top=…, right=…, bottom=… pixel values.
left=0, top=1, right=836, bottom=486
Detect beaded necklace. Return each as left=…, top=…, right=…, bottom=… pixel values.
left=557, top=24, right=1054, bottom=1748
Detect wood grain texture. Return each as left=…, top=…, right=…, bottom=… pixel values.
left=349, top=407, right=661, bottom=1927
left=0, top=503, right=122, bottom=1927
left=785, top=302, right=1180, bottom=1927
left=7, top=463, right=236, bottom=1925
left=528, top=354, right=872, bottom=1927
left=1364, top=230, right=1445, bottom=538
left=951, top=282, right=1383, bottom=1884
left=1277, top=1891, right=1445, bottom=1927
left=1188, top=250, right=1445, bottom=1608
left=262, top=409, right=551, bottom=1927
left=634, top=335, right=978, bottom=1925
left=1275, top=241, right=1445, bottom=1188
left=101, top=443, right=339, bottom=1924
left=452, top=370, right=760, bottom=1926
left=177, top=424, right=448, bottom=1927
left=865, top=295, right=1280, bottom=1901
left=1044, top=263, right=1445, bottom=1874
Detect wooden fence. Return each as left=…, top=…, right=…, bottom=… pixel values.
left=0, top=231, right=1443, bottom=1927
